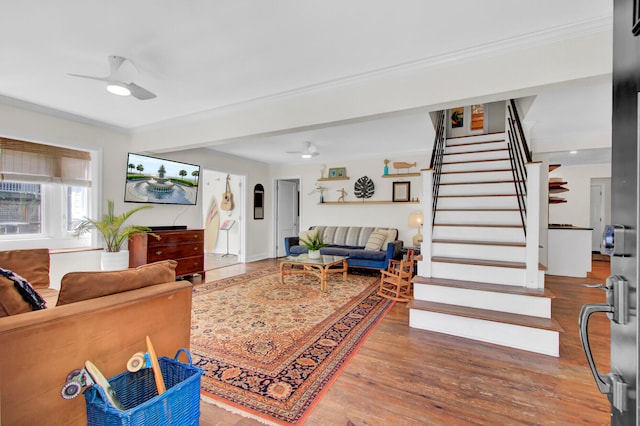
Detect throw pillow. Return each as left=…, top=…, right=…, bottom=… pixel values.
left=0, top=268, right=46, bottom=317
left=365, top=231, right=388, bottom=251
left=0, top=275, right=33, bottom=317
left=56, top=260, right=178, bottom=306
left=0, top=248, right=50, bottom=289
left=380, top=228, right=398, bottom=249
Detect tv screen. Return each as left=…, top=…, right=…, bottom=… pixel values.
left=124, top=153, right=200, bottom=205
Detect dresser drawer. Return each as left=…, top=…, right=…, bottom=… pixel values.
left=148, top=230, right=203, bottom=246
left=175, top=255, right=204, bottom=277
left=147, top=242, right=204, bottom=262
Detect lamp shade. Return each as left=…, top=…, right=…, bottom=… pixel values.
left=408, top=212, right=424, bottom=228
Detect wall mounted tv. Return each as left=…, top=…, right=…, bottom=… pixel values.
left=125, top=153, right=200, bottom=205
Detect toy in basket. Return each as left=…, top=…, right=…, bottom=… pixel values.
left=61, top=360, right=125, bottom=410
left=84, top=348, right=202, bottom=426
left=126, top=336, right=167, bottom=394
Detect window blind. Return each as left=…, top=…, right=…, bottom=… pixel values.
left=0, top=138, right=92, bottom=186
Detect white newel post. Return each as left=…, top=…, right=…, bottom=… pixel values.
left=417, top=169, right=433, bottom=277
left=525, top=162, right=541, bottom=288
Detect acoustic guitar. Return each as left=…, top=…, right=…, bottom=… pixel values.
left=221, top=174, right=234, bottom=211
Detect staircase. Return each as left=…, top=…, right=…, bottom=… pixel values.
left=410, top=124, right=562, bottom=357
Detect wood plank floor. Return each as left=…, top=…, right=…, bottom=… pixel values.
left=199, top=260, right=612, bottom=425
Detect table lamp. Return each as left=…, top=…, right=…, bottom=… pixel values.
left=408, top=212, right=424, bottom=247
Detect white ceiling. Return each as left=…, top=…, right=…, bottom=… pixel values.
left=0, top=1, right=613, bottom=165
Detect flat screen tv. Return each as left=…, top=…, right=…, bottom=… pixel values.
left=124, top=153, right=200, bottom=205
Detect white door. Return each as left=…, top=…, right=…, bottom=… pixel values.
left=276, top=180, right=298, bottom=257
left=589, top=182, right=604, bottom=252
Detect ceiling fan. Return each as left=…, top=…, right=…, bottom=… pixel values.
left=68, top=55, right=157, bottom=100
left=287, top=141, right=319, bottom=158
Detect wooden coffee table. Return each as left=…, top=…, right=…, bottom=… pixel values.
left=280, top=254, right=348, bottom=291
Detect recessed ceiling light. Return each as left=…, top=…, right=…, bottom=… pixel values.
left=570, top=150, right=578, bottom=154
left=106, top=83, right=131, bottom=96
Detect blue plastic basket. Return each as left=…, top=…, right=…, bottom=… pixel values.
left=84, top=349, right=202, bottom=426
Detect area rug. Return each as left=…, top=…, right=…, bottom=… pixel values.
left=190, top=267, right=393, bottom=425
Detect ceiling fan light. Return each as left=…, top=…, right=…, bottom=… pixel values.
left=106, top=83, right=131, bottom=96
left=301, top=153, right=312, bottom=159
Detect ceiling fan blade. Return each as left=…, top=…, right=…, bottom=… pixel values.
left=126, top=82, right=157, bottom=100
left=67, top=73, right=109, bottom=82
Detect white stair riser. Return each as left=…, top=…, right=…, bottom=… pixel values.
left=435, top=210, right=522, bottom=225
left=431, top=262, right=526, bottom=285
left=432, top=242, right=526, bottom=262
left=413, top=284, right=551, bottom=318
left=436, top=195, right=520, bottom=209
left=443, top=150, right=509, bottom=163
left=409, top=310, right=559, bottom=357
left=446, top=133, right=506, bottom=145
left=445, top=141, right=507, bottom=154
left=440, top=160, right=512, bottom=173
left=432, top=225, right=525, bottom=242
left=438, top=182, right=516, bottom=196
left=440, top=170, right=514, bottom=184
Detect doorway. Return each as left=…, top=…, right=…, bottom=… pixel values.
left=202, top=169, right=246, bottom=270
left=274, top=178, right=300, bottom=257
left=589, top=177, right=611, bottom=253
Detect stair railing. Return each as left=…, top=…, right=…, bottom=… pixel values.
left=506, top=99, right=531, bottom=235
left=429, top=110, right=446, bottom=226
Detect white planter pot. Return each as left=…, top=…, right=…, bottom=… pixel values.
left=101, top=250, right=130, bottom=271
left=308, top=250, right=321, bottom=259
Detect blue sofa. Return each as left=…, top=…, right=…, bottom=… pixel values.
left=284, top=226, right=403, bottom=269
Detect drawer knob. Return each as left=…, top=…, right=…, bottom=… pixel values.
left=156, top=250, right=162, bottom=256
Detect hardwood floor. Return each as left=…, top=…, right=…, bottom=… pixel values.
left=199, top=260, right=612, bottom=425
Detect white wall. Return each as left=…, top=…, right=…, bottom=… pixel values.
left=271, top=152, right=429, bottom=246
left=201, top=169, right=242, bottom=256
left=548, top=163, right=611, bottom=227
left=130, top=31, right=611, bottom=153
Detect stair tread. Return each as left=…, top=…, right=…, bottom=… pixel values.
left=444, top=158, right=509, bottom=165
left=438, top=193, right=516, bottom=198
left=441, top=168, right=512, bottom=174
left=433, top=223, right=523, bottom=228
left=432, top=256, right=526, bottom=269
left=412, top=276, right=554, bottom=298
left=440, top=180, right=521, bottom=185
left=447, top=132, right=505, bottom=140
left=446, top=139, right=505, bottom=148
left=432, top=239, right=526, bottom=247
left=407, top=300, right=564, bottom=332
left=444, top=148, right=509, bottom=155
left=436, top=208, right=520, bottom=211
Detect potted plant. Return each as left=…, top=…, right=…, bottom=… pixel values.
left=74, top=200, right=158, bottom=270
left=299, top=231, right=328, bottom=259
left=308, top=183, right=328, bottom=203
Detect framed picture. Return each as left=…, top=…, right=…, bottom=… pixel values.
left=451, top=107, right=464, bottom=128
left=393, top=181, right=411, bottom=202
left=329, top=167, right=347, bottom=178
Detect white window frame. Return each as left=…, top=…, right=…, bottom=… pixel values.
left=0, top=148, right=101, bottom=251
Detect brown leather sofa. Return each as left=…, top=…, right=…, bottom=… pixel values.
left=0, top=249, right=193, bottom=425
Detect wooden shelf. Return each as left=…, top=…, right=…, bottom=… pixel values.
left=381, top=173, right=420, bottom=178
left=318, top=200, right=420, bottom=205
left=318, top=177, right=350, bottom=181
left=549, top=187, right=569, bottom=194
left=549, top=197, right=567, bottom=204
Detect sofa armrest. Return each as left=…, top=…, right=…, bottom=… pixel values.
left=386, top=240, right=404, bottom=263
left=284, top=236, right=299, bottom=256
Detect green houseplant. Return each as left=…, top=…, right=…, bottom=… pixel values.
left=299, top=231, right=328, bottom=259
left=74, top=200, right=158, bottom=270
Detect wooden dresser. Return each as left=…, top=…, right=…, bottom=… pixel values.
left=129, top=228, right=205, bottom=281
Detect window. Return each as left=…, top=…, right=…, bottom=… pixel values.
left=0, top=137, right=95, bottom=248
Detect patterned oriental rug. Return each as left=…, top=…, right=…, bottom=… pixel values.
left=190, top=267, right=393, bottom=425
